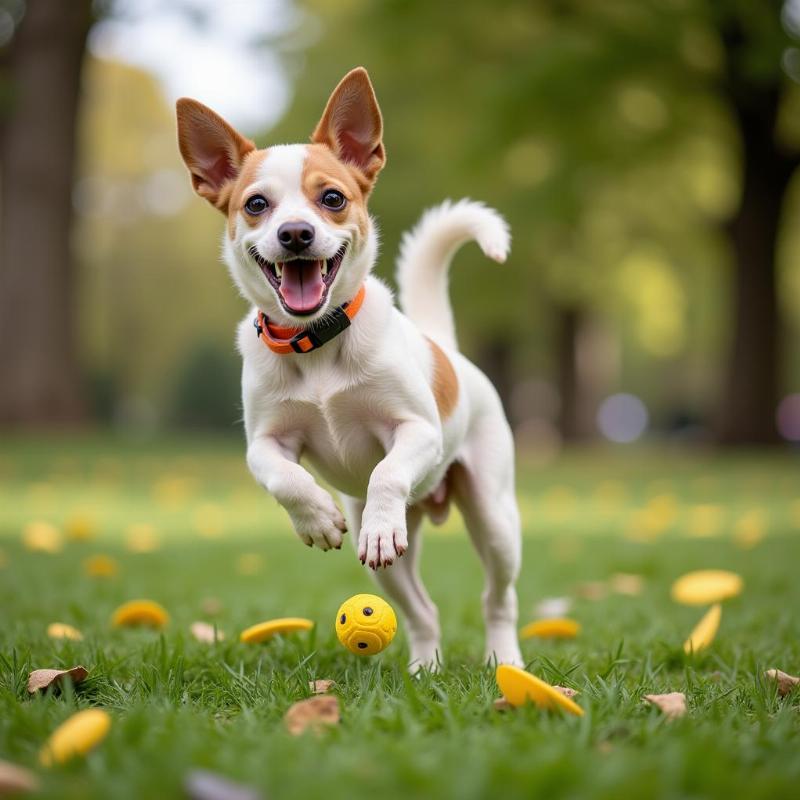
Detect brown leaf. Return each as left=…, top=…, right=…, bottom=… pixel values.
left=554, top=685, right=578, bottom=698
left=575, top=581, right=607, bottom=601
left=765, top=669, right=800, bottom=697
left=493, top=697, right=514, bottom=712
left=644, top=692, right=686, bottom=719
left=26, top=666, right=88, bottom=694
left=184, top=769, right=262, bottom=800
left=309, top=679, right=336, bottom=695
left=0, top=758, right=40, bottom=794
left=609, top=573, right=644, bottom=596
left=284, top=695, right=340, bottom=736
left=190, top=622, right=224, bottom=643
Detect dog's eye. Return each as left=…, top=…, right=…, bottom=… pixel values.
left=244, top=195, right=269, bottom=215
left=321, top=189, right=346, bottom=210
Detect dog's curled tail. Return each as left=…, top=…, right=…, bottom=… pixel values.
left=396, top=199, right=510, bottom=351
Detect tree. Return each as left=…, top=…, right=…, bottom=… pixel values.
left=0, top=0, right=93, bottom=425
left=714, top=1, right=799, bottom=443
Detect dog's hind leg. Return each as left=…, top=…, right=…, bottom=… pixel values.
left=451, top=423, right=523, bottom=666
left=341, top=496, right=441, bottom=672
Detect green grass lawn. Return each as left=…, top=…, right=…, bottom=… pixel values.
left=1, top=434, right=799, bottom=799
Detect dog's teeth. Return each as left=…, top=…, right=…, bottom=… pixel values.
left=321, top=261, right=328, bottom=276
left=275, top=263, right=283, bottom=278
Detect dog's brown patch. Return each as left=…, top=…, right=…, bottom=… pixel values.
left=302, top=144, right=370, bottom=238
left=227, top=150, right=270, bottom=238
left=427, top=337, right=459, bottom=419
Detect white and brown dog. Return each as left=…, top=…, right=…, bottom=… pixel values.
left=176, top=67, right=522, bottom=670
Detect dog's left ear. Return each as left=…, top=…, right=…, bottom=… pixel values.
left=312, top=67, right=385, bottom=186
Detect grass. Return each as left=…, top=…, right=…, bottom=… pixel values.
left=1, top=433, right=799, bottom=799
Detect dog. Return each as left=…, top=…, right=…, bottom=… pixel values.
left=176, top=67, right=522, bottom=670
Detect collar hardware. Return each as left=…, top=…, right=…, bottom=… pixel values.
left=254, top=284, right=365, bottom=355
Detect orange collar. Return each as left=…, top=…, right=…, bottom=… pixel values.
left=254, top=284, right=366, bottom=355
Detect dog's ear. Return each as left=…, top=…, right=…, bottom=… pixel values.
left=176, top=98, right=255, bottom=212
left=312, top=67, right=385, bottom=186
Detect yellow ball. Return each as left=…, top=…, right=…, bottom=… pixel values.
left=335, top=593, right=397, bottom=655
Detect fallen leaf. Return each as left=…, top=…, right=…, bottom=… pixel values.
left=493, top=697, right=513, bottom=711
left=765, top=669, right=800, bottom=697
left=575, top=581, right=607, bottom=601
left=39, top=709, right=111, bottom=766
left=83, top=554, right=119, bottom=578
left=125, top=523, right=160, bottom=553
left=554, top=685, right=578, bottom=698
left=683, top=603, right=722, bottom=654
left=201, top=597, right=222, bottom=616
left=0, top=759, right=40, bottom=794
left=284, top=695, right=340, bottom=736
left=671, top=569, right=743, bottom=606
left=184, top=769, right=262, bottom=800
left=22, top=521, right=63, bottom=554
left=27, top=666, right=88, bottom=694
left=644, top=692, right=686, bottom=719
left=64, top=514, right=96, bottom=541
left=236, top=553, right=264, bottom=576
left=111, top=599, right=169, bottom=628
left=520, top=618, right=580, bottom=639
left=47, top=622, right=83, bottom=641
left=533, top=596, right=572, bottom=618
left=609, top=573, right=644, bottom=596
left=190, top=622, right=224, bottom=643
left=309, top=679, right=336, bottom=694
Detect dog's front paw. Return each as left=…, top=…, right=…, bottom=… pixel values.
left=358, top=507, right=408, bottom=569
left=287, top=489, right=347, bottom=551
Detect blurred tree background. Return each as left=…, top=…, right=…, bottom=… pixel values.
left=1, top=0, right=800, bottom=448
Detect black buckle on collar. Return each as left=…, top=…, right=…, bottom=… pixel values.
left=289, top=306, right=352, bottom=353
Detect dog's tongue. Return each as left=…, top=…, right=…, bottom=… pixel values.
left=278, top=260, right=324, bottom=313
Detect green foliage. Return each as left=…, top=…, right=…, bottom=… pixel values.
left=168, top=340, right=242, bottom=430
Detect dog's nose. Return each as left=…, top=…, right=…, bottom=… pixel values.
left=277, top=221, right=315, bottom=254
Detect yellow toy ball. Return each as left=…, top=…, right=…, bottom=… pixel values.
left=335, top=593, right=397, bottom=655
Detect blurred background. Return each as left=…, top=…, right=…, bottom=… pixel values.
left=1, top=0, right=800, bottom=454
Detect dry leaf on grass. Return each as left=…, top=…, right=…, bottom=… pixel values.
left=493, top=697, right=514, bottom=711
left=190, top=622, right=224, bottom=643
left=284, top=695, right=340, bottom=736
left=609, top=573, right=644, bottom=596
left=0, top=759, right=40, bottom=794
left=575, top=581, right=607, bottom=601
left=27, top=666, right=88, bottom=694
left=644, top=692, right=687, bottom=719
left=765, top=669, right=800, bottom=697
left=184, top=769, right=262, bottom=800
left=309, top=679, right=336, bottom=694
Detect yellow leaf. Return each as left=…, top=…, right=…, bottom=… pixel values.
left=671, top=570, right=742, bottom=605
left=39, top=709, right=111, bottom=766
left=240, top=618, right=313, bottom=643
left=47, top=623, right=83, bottom=641
left=495, top=665, right=584, bottom=716
left=520, top=618, right=581, bottom=639
left=112, top=599, right=169, bottom=628
left=683, top=603, right=721, bottom=654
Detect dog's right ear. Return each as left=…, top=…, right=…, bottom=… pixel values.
left=176, top=98, right=255, bottom=212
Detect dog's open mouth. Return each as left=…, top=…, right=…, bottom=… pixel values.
left=249, top=245, right=347, bottom=316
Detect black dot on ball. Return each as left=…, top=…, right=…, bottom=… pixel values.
left=357, top=642, right=368, bottom=649
left=340, top=614, right=346, bottom=624
left=363, top=607, right=373, bottom=616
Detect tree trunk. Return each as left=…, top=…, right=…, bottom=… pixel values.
left=0, top=0, right=92, bottom=426
left=716, top=10, right=798, bottom=445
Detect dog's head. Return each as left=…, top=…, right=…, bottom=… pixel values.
left=176, top=68, right=384, bottom=323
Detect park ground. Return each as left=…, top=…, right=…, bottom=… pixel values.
left=1, top=434, right=799, bottom=799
